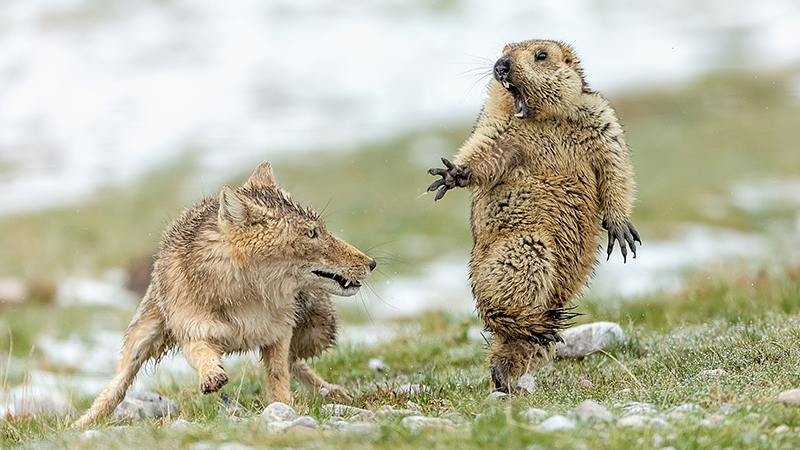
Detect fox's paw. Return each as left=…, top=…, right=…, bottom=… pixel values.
left=200, top=365, right=229, bottom=394
left=603, top=217, right=641, bottom=263
left=320, top=384, right=352, bottom=400
left=427, top=157, right=471, bottom=201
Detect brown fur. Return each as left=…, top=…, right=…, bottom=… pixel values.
left=428, top=40, right=639, bottom=392
left=75, top=162, right=375, bottom=426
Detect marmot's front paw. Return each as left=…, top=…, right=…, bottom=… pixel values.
left=200, top=365, right=229, bottom=394
left=427, top=157, right=472, bottom=201
left=603, top=218, right=641, bottom=263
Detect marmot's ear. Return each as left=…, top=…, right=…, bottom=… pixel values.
left=219, top=185, right=249, bottom=225
left=562, top=46, right=579, bottom=71
left=245, top=161, right=276, bottom=188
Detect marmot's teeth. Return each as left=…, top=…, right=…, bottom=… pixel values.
left=502, top=81, right=511, bottom=89
left=343, top=280, right=351, bottom=288
left=514, top=112, right=524, bottom=118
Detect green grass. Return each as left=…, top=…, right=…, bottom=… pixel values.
left=6, top=267, right=800, bottom=448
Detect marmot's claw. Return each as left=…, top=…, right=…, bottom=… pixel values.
left=604, top=218, right=641, bottom=263
left=426, top=157, right=472, bottom=201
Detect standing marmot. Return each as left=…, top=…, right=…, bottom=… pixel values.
left=427, top=40, right=640, bottom=392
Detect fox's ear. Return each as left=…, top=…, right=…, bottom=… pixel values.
left=219, top=185, right=249, bottom=225
left=245, top=161, right=276, bottom=188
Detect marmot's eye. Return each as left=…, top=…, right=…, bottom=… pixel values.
left=536, top=51, right=548, bottom=61
left=305, top=229, right=318, bottom=239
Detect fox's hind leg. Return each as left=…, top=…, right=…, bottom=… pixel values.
left=289, top=291, right=350, bottom=399
left=74, top=293, right=167, bottom=426
left=181, top=341, right=228, bottom=394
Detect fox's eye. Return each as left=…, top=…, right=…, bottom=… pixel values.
left=305, top=229, right=318, bottom=239
left=536, top=51, right=548, bottom=61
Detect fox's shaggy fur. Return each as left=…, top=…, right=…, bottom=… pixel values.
left=428, top=40, right=639, bottom=392
left=75, top=162, right=375, bottom=426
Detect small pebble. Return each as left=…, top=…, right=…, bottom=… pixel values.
left=778, top=388, right=800, bottom=406
left=486, top=391, right=511, bottom=402
left=649, top=417, right=670, bottom=428
left=520, top=407, right=547, bottom=421
left=291, top=416, right=318, bottom=429
left=617, top=415, right=647, bottom=427
left=774, top=424, right=790, bottom=434
left=368, top=358, right=386, bottom=372
left=401, top=415, right=454, bottom=432
left=537, top=415, right=576, bottom=431
left=616, top=388, right=631, bottom=395
left=571, top=400, right=612, bottom=422
left=322, top=404, right=375, bottom=420
left=579, top=380, right=593, bottom=389
left=260, top=402, right=298, bottom=423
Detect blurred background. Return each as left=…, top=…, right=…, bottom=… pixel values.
left=1, top=0, right=800, bottom=412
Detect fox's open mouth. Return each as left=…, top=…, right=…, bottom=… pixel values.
left=500, top=80, right=529, bottom=119
left=312, top=270, right=362, bottom=289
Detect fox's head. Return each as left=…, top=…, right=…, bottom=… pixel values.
left=216, top=162, right=376, bottom=297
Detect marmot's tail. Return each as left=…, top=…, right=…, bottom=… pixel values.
left=73, top=295, right=167, bottom=427
left=479, top=303, right=579, bottom=345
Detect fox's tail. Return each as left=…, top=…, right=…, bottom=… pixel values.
left=478, top=302, right=579, bottom=345
left=73, top=293, right=167, bottom=427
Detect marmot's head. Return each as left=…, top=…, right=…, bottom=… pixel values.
left=493, top=40, right=588, bottom=119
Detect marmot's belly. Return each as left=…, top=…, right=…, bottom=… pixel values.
left=470, top=176, right=601, bottom=302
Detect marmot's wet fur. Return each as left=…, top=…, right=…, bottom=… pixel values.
left=428, top=40, right=640, bottom=392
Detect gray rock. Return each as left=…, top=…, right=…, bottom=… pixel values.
left=368, top=358, right=386, bottom=372
left=617, top=401, right=657, bottom=416
left=774, top=424, right=790, bottom=433
left=778, top=389, right=800, bottom=406
left=393, top=383, right=431, bottom=397
left=322, top=404, right=375, bottom=420
left=219, top=392, right=247, bottom=417
left=260, top=402, right=298, bottom=423
left=218, top=442, right=256, bottom=450
left=571, top=400, right=612, bottom=422
left=291, top=415, right=318, bottom=429
left=401, top=415, right=454, bottom=432
left=649, top=417, right=671, bottom=428
left=112, top=391, right=178, bottom=421
left=617, top=414, right=647, bottom=427
left=515, top=374, right=536, bottom=395
left=520, top=407, right=548, bottom=421
left=266, top=420, right=293, bottom=432
left=537, top=415, right=576, bottom=431
left=467, top=326, right=492, bottom=343
left=698, top=368, right=728, bottom=377
left=171, top=419, right=194, bottom=429
left=486, top=391, right=511, bottom=402
left=556, top=322, right=624, bottom=359
left=335, top=421, right=377, bottom=433
left=377, top=404, right=415, bottom=417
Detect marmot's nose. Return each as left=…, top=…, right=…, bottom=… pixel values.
left=494, top=56, right=511, bottom=81
left=369, top=259, right=377, bottom=271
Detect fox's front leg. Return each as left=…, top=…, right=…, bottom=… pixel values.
left=182, top=341, right=228, bottom=394
left=427, top=157, right=472, bottom=201
left=261, top=334, right=292, bottom=404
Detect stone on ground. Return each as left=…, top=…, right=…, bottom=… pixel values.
left=112, top=391, right=178, bottom=421
left=537, top=415, right=576, bottom=431
left=260, top=402, right=298, bottom=423
left=557, top=322, right=624, bottom=359
left=571, top=400, right=612, bottom=422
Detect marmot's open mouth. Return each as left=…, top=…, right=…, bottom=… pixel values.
left=312, top=270, right=362, bottom=289
left=500, top=81, right=529, bottom=119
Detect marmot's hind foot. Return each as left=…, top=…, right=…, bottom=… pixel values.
left=491, top=366, right=516, bottom=394
left=427, top=157, right=472, bottom=201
